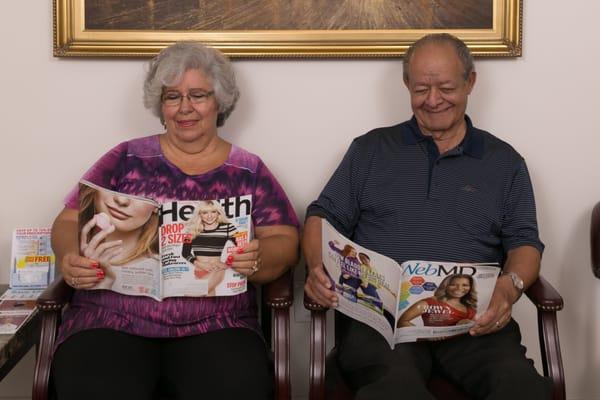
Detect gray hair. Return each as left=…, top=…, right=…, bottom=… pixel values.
left=144, top=42, right=240, bottom=127
left=403, top=33, right=474, bottom=83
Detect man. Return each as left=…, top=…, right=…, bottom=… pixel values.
left=303, top=33, right=551, bottom=399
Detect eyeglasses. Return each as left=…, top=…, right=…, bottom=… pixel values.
left=161, top=90, right=215, bottom=107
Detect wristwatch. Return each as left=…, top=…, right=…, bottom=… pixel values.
left=501, top=271, right=524, bottom=301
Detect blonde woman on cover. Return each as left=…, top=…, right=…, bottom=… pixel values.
left=182, top=200, right=239, bottom=295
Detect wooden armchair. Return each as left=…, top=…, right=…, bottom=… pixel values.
left=32, top=268, right=294, bottom=400
left=591, top=201, right=600, bottom=278
left=304, top=275, right=565, bottom=400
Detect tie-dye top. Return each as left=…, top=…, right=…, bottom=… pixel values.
left=56, top=134, right=299, bottom=347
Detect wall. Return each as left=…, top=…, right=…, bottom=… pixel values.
left=1, top=1, right=599, bottom=399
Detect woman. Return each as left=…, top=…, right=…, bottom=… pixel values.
left=397, top=274, right=478, bottom=328
left=51, top=42, right=299, bottom=400
left=181, top=200, right=238, bottom=295
left=78, top=183, right=160, bottom=293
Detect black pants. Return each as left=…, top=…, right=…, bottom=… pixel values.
left=337, top=319, right=552, bottom=400
left=52, top=328, right=273, bottom=400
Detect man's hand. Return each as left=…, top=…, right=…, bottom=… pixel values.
left=305, top=263, right=338, bottom=308
left=469, top=275, right=518, bottom=336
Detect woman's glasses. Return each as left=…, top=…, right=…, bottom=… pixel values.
left=161, top=90, right=214, bottom=107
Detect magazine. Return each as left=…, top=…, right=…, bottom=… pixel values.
left=322, top=220, right=500, bottom=348
left=11, top=228, right=55, bottom=289
left=79, top=180, right=252, bottom=300
left=0, top=289, right=42, bottom=334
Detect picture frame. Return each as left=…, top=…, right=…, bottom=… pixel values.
left=54, top=0, right=522, bottom=58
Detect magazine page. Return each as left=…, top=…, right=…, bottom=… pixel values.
left=394, top=261, right=500, bottom=343
left=160, top=196, right=251, bottom=298
left=78, top=181, right=162, bottom=300
left=322, top=220, right=402, bottom=348
left=0, top=289, right=41, bottom=334
left=10, top=228, right=55, bottom=289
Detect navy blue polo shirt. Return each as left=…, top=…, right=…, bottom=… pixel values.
left=306, top=116, right=544, bottom=266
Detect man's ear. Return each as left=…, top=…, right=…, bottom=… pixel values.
left=466, top=71, right=477, bottom=94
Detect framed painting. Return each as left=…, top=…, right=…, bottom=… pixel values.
left=54, top=0, right=522, bottom=58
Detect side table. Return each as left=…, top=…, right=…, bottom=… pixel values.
left=0, top=284, right=40, bottom=382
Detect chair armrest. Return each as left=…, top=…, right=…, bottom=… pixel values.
left=524, top=276, right=563, bottom=312
left=262, top=268, right=294, bottom=400
left=33, top=278, right=73, bottom=400
left=591, top=201, right=600, bottom=278
left=264, top=268, right=293, bottom=309
left=525, top=276, right=565, bottom=400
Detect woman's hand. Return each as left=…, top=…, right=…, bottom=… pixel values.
left=61, top=252, right=107, bottom=289
left=228, top=239, right=262, bottom=277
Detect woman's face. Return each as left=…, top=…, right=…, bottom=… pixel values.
left=95, top=191, right=155, bottom=233
left=161, top=69, right=219, bottom=146
left=446, top=277, right=471, bottom=299
left=199, top=209, right=219, bottom=225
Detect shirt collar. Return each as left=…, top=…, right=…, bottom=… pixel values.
left=405, top=115, right=484, bottom=159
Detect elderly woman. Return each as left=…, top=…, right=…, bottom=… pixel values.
left=50, top=42, right=299, bottom=400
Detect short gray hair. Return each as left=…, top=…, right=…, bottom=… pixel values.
left=144, top=42, right=240, bottom=127
left=403, top=33, right=474, bottom=83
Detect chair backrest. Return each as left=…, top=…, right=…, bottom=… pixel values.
left=591, top=201, right=600, bottom=278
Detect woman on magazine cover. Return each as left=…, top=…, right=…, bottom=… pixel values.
left=50, top=42, right=299, bottom=400
left=78, top=184, right=160, bottom=291
left=396, top=274, right=478, bottom=328
left=181, top=200, right=238, bottom=295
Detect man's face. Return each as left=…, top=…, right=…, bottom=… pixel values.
left=405, top=43, right=476, bottom=136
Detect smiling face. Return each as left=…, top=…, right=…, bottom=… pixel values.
left=199, top=208, right=219, bottom=226
left=446, top=277, right=472, bottom=299
left=405, top=42, right=476, bottom=137
left=161, top=68, right=219, bottom=147
left=94, top=191, right=156, bottom=234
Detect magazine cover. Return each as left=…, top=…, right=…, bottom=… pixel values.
left=10, top=228, right=55, bottom=289
left=79, top=180, right=250, bottom=300
left=322, top=220, right=500, bottom=348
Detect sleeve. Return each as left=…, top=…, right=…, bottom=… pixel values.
left=500, top=159, right=545, bottom=254
left=251, top=161, right=300, bottom=228
left=63, top=141, right=129, bottom=209
left=305, top=139, right=368, bottom=238
left=181, top=241, right=195, bottom=263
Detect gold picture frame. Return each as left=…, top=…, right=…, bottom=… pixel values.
left=54, top=0, right=522, bottom=58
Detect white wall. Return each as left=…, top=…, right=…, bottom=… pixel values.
left=1, top=2, right=599, bottom=399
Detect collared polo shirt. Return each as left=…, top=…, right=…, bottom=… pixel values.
left=307, top=116, right=543, bottom=265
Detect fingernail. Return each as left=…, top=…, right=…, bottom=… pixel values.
left=226, top=255, right=233, bottom=263
left=97, top=270, right=105, bottom=279
left=91, top=261, right=99, bottom=269
left=236, top=247, right=244, bottom=254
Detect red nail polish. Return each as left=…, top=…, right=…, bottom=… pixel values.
left=96, top=270, right=105, bottom=278
left=91, top=261, right=99, bottom=269
left=236, top=247, right=244, bottom=254
left=226, top=259, right=233, bottom=267
left=226, top=255, right=233, bottom=262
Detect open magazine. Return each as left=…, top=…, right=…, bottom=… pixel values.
left=322, top=220, right=500, bottom=348
left=79, top=180, right=252, bottom=300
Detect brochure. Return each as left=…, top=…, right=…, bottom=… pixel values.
left=10, top=228, right=55, bottom=289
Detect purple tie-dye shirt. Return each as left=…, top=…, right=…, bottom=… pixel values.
left=56, top=135, right=299, bottom=347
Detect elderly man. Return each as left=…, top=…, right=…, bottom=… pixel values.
left=303, top=33, right=551, bottom=399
